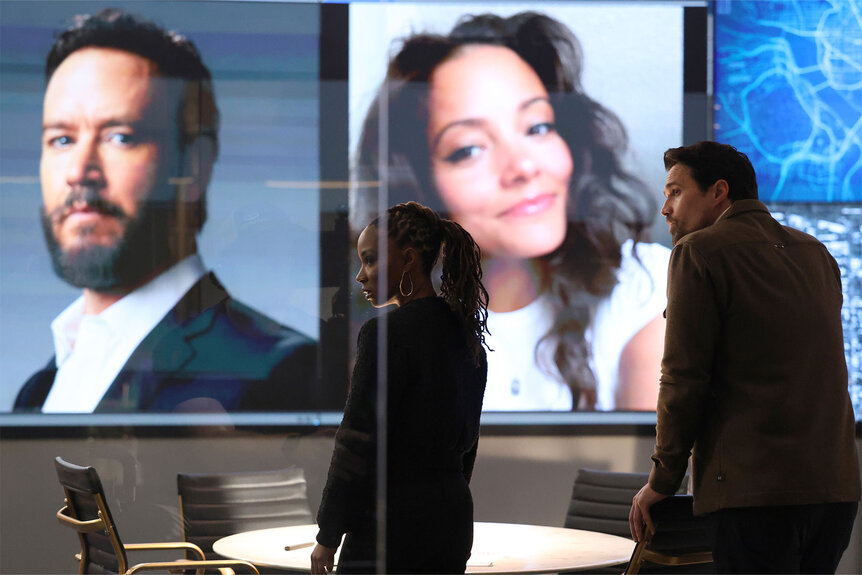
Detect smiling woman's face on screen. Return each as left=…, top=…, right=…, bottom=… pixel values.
left=426, top=44, right=573, bottom=260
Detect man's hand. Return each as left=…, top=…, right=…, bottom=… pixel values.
left=310, top=543, right=337, bottom=574
left=629, top=483, right=668, bottom=542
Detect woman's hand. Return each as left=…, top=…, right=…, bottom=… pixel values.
left=311, top=543, right=337, bottom=574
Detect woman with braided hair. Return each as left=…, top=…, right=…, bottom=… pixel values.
left=311, top=201, right=489, bottom=574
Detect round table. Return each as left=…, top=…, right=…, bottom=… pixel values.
left=213, top=522, right=635, bottom=573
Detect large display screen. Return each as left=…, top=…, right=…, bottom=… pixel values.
left=0, top=1, right=336, bottom=416
left=714, top=0, right=862, bottom=202
left=0, top=0, right=714, bottom=425
left=714, top=0, right=862, bottom=419
left=349, top=2, right=689, bottom=413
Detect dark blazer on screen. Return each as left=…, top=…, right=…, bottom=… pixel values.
left=14, top=273, right=338, bottom=412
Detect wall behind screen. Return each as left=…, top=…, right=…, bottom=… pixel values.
left=0, top=1, right=322, bottom=409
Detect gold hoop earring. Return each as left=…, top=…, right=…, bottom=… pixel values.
left=399, top=271, right=414, bottom=297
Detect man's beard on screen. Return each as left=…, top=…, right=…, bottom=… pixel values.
left=41, top=186, right=181, bottom=291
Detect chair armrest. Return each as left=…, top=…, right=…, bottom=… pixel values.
left=640, top=549, right=713, bottom=566
left=125, top=559, right=259, bottom=575
left=124, top=541, right=207, bottom=561
left=56, top=505, right=105, bottom=533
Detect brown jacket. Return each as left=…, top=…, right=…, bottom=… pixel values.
left=649, top=200, right=860, bottom=515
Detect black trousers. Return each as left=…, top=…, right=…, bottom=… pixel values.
left=710, top=501, right=858, bottom=574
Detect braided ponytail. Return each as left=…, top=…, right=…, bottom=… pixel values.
left=385, top=202, right=489, bottom=363
left=439, top=220, right=489, bottom=362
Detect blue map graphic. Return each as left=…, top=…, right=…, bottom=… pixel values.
left=715, top=0, right=862, bottom=202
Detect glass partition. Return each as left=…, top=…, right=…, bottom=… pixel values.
left=2, top=2, right=860, bottom=574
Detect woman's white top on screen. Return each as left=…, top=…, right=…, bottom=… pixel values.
left=482, top=240, right=670, bottom=412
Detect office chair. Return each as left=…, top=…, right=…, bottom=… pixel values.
left=54, top=456, right=259, bottom=574
left=624, top=495, right=713, bottom=575
left=565, top=468, right=653, bottom=538
left=564, top=468, right=699, bottom=574
left=177, top=467, right=314, bottom=560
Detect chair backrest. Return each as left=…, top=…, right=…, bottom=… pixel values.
left=624, top=494, right=713, bottom=575
left=565, top=468, right=652, bottom=538
left=565, top=468, right=691, bottom=539
left=55, top=456, right=128, bottom=574
left=177, top=467, right=314, bottom=560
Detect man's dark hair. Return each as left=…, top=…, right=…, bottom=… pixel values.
left=46, top=8, right=219, bottom=157
left=663, top=141, right=758, bottom=201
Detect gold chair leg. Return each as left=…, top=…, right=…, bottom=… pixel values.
left=624, top=542, right=646, bottom=575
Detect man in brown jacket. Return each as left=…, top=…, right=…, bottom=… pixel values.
left=629, top=141, right=860, bottom=573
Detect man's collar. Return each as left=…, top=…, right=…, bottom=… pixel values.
left=50, top=255, right=207, bottom=367
left=718, top=199, right=769, bottom=223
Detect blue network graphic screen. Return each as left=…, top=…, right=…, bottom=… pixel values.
left=714, top=0, right=862, bottom=202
